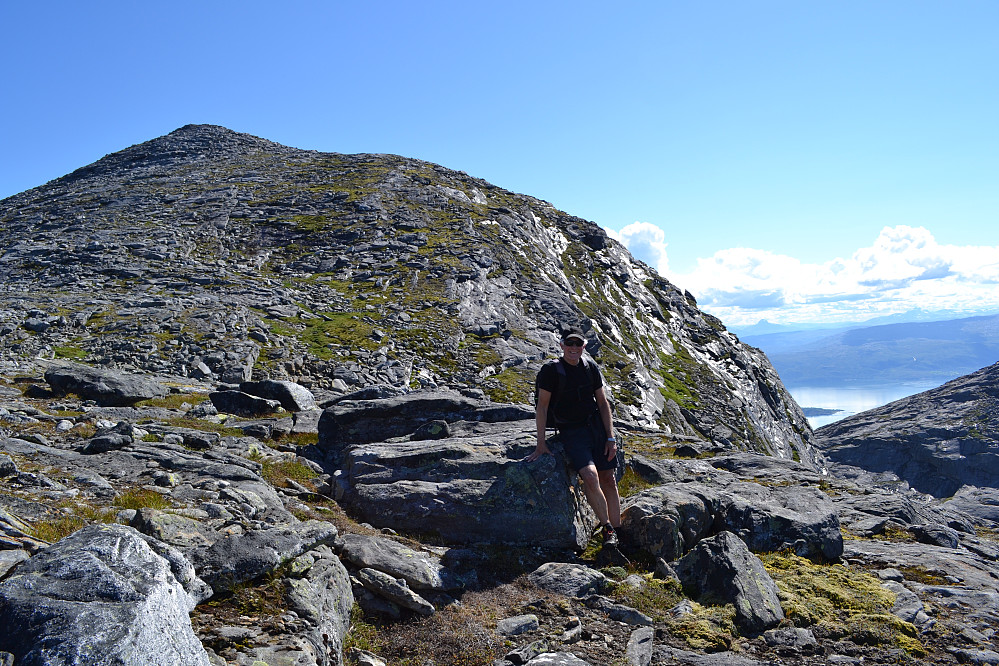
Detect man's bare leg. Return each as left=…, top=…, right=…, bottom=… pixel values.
left=577, top=464, right=610, bottom=525
left=598, top=468, right=621, bottom=528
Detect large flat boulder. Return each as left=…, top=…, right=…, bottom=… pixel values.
left=0, top=524, right=211, bottom=665
left=333, top=421, right=595, bottom=550
left=318, top=390, right=533, bottom=466
left=44, top=362, right=167, bottom=406
left=622, top=473, right=842, bottom=561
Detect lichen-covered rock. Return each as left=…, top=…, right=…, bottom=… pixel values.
left=0, top=523, right=211, bottom=665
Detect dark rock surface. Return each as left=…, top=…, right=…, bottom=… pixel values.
left=673, top=531, right=784, bottom=634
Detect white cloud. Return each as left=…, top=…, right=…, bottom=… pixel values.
left=614, top=223, right=999, bottom=326
left=609, top=221, right=670, bottom=275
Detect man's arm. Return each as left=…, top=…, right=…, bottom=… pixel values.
left=595, top=386, right=616, bottom=461
left=527, top=388, right=553, bottom=462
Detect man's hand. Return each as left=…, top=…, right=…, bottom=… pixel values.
left=527, top=440, right=551, bottom=462
left=604, top=438, right=617, bottom=461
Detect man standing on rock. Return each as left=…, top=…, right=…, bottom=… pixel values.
left=528, top=326, right=621, bottom=546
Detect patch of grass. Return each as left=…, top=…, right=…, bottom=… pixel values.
left=137, top=392, right=208, bottom=410
left=260, top=459, right=319, bottom=489
left=359, top=589, right=514, bottom=666
left=112, top=487, right=172, bottom=511
left=26, top=501, right=117, bottom=543
left=28, top=515, right=89, bottom=543
left=873, top=524, right=916, bottom=543
left=618, top=466, right=657, bottom=498
left=53, top=344, right=87, bottom=360
left=273, top=431, right=320, bottom=447
left=896, top=565, right=949, bottom=586
left=163, top=416, right=245, bottom=437
left=481, top=367, right=533, bottom=404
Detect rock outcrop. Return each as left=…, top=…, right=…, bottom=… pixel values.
left=814, top=361, right=999, bottom=497
left=0, top=523, right=212, bottom=665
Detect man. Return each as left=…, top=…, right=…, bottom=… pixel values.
left=528, top=327, right=621, bottom=546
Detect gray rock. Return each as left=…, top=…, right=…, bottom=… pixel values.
left=910, top=522, right=961, bottom=548
left=355, top=567, right=435, bottom=616
left=653, top=646, right=773, bottom=664
left=318, top=390, right=533, bottom=464
left=338, top=532, right=463, bottom=591
left=335, top=421, right=595, bottom=549
left=44, top=362, right=167, bottom=406
left=673, top=531, right=784, bottom=633
left=0, top=453, right=16, bottom=477
left=814, top=362, right=999, bottom=498
left=241, top=379, right=317, bottom=412
left=525, top=653, right=593, bottom=666
left=625, top=626, right=654, bottom=666
left=882, top=580, right=930, bottom=626
left=283, top=547, right=354, bottom=665
left=189, top=520, right=337, bottom=591
left=762, top=627, right=818, bottom=649
left=130, top=507, right=221, bottom=549
left=292, top=408, right=323, bottom=434
left=209, top=390, right=282, bottom=417
left=715, top=481, right=843, bottom=559
left=496, top=613, right=539, bottom=636
left=0, top=524, right=210, bottom=665
left=527, top=562, right=609, bottom=598
left=583, top=595, right=653, bottom=625
left=0, top=550, right=29, bottom=578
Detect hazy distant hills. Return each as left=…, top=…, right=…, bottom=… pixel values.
left=741, top=314, right=999, bottom=387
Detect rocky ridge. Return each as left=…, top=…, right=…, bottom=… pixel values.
left=0, top=126, right=996, bottom=665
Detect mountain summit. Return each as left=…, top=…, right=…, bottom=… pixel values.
left=0, top=124, right=813, bottom=462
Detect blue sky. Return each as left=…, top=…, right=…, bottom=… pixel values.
left=3, top=1, right=997, bottom=327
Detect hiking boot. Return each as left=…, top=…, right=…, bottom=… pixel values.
left=601, top=524, right=619, bottom=547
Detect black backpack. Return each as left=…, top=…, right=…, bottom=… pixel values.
left=534, top=356, right=600, bottom=432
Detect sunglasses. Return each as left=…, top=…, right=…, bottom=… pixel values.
left=563, top=339, right=585, bottom=347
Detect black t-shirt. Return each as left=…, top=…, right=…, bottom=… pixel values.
left=537, top=358, right=603, bottom=427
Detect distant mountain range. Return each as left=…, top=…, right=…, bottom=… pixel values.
left=741, top=314, right=999, bottom=387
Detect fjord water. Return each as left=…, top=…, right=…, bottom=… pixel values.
left=790, top=382, right=941, bottom=429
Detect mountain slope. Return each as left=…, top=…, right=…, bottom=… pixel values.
left=0, top=124, right=814, bottom=462
left=813, top=361, right=999, bottom=497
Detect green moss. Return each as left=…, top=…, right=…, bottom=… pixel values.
left=665, top=602, right=737, bottom=651
left=162, top=417, right=245, bottom=437
left=608, top=575, right=684, bottom=621
left=761, top=551, right=925, bottom=655
left=136, top=392, right=207, bottom=410
left=655, top=341, right=698, bottom=410
left=27, top=501, right=117, bottom=543
left=481, top=367, right=533, bottom=404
